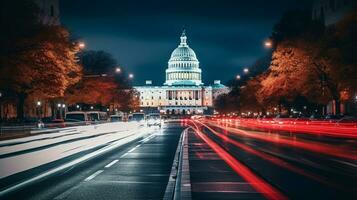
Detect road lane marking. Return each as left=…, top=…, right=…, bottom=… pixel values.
left=84, top=170, right=104, bottom=181
left=135, top=144, right=141, bottom=148
left=120, top=152, right=129, bottom=158
left=105, top=159, right=119, bottom=168
left=128, top=147, right=136, bottom=153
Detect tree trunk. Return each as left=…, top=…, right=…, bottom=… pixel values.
left=334, top=99, right=340, bottom=115
left=50, top=100, right=56, bottom=119
left=17, top=93, right=26, bottom=121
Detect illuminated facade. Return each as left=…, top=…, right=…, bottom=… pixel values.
left=135, top=30, right=229, bottom=115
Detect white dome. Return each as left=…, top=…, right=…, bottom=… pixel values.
left=164, top=30, right=202, bottom=86
left=170, top=46, right=198, bottom=62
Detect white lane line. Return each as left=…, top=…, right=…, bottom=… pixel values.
left=104, top=159, right=119, bottom=168
left=135, top=144, right=141, bottom=148
left=120, top=152, right=129, bottom=158
left=128, top=147, right=136, bottom=153
left=84, top=170, right=104, bottom=181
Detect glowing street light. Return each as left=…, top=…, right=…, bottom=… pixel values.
left=62, top=104, right=66, bottom=108
left=90, top=106, right=94, bottom=110
left=243, top=68, right=249, bottom=74
left=236, top=75, right=241, bottom=80
left=129, top=73, right=134, bottom=79
left=76, top=105, right=80, bottom=109
left=78, top=42, right=85, bottom=49
left=37, top=101, right=41, bottom=106
left=115, top=67, right=121, bottom=73
left=264, top=40, right=272, bottom=48
left=57, top=103, right=61, bottom=108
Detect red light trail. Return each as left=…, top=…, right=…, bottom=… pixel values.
left=203, top=120, right=357, bottom=160
left=212, top=118, right=357, bottom=139
left=190, top=126, right=289, bottom=200
left=194, top=120, right=341, bottom=189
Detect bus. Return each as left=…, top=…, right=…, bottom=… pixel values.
left=87, top=111, right=108, bottom=122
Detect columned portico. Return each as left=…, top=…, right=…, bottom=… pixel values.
left=134, top=30, right=228, bottom=115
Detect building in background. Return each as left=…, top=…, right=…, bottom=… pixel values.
left=134, top=31, right=229, bottom=115
left=312, top=0, right=354, bottom=26
left=34, top=0, right=60, bottom=25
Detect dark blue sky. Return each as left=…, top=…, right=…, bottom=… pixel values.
left=60, top=0, right=312, bottom=85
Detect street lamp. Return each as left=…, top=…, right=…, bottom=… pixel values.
left=76, top=105, right=80, bottom=109
left=129, top=73, right=134, bottom=79
left=36, top=101, right=42, bottom=120
left=62, top=104, right=66, bottom=108
left=264, top=40, right=272, bottom=48
left=115, top=67, right=121, bottom=73
left=78, top=42, right=85, bottom=49
left=243, top=68, right=249, bottom=74
left=90, top=106, right=94, bottom=110
left=236, top=75, right=241, bottom=80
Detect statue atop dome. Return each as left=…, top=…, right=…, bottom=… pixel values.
left=180, top=29, right=187, bottom=46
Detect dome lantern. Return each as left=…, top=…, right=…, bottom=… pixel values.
left=164, top=30, right=202, bottom=86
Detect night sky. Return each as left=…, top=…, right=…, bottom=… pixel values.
left=60, top=0, right=312, bottom=85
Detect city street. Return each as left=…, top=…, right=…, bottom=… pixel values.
left=1, top=122, right=183, bottom=199
left=1, top=1, right=357, bottom=199
left=1, top=120, right=356, bottom=199
left=188, top=119, right=357, bottom=199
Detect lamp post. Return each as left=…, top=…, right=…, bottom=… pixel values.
left=129, top=73, right=134, bottom=79
left=36, top=101, right=42, bottom=119
left=115, top=67, right=121, bottom=73
left=78, top=42, right=86, bottom=49
left=243, top=68, right=249, bottom=74
left=264, top=40, right=273, bottom=48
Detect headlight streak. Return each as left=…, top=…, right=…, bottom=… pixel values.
left=188, top=123, right=288, bottom=200
left=194, top=120, right=342, bottom=190
left=213, top=118, right=357, bottom=139
left=204, top=120, right=357, bottom=160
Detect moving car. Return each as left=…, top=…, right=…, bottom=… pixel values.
left=147, top=113, right=161, bottom=127
left=109, top=115, right=123, bottom=122
left=65, top=111, right=89, bottom=125
left=87, top=111, right=108, bottom=122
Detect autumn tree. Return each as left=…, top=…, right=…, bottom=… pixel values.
left=0, top=1, right=82, bottom=120
left=65, top=50, right=138, bottom=112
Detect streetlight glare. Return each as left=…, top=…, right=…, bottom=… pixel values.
left=37, top=101, right=41, bottom=106
left=243, top=68, right=249, bottom=73
left=236, top=75, right=241, bottom=80
left=129, top=73, right=134, bottom=79
left=115, top=67, right=121, bottom=73
left=78, top=42, right=85, bottom=49
left=264, top=40, right=272, bottom=48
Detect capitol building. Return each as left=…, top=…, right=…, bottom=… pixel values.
left=134, top=30, right=229, bottom=115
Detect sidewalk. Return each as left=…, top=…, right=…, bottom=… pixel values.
left=186, top=128, right=265, bottom=200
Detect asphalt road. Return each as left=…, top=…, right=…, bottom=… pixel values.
left=193, top=120, right=357, bottom=200
left=2, top=122, right=183, bottom=200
